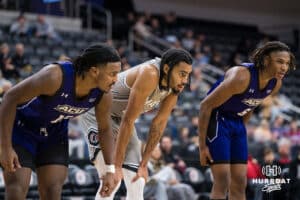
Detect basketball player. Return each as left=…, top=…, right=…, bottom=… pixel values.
left=80, top=48, right=193, bottom=199
left=0, top=44, right=121, bottom=200
left=198, top=41, right=295, bottom=200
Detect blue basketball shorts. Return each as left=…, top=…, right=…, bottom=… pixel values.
left=11, top=117, right=69, bottom=170
left=206, top=111, right=247, bottom=164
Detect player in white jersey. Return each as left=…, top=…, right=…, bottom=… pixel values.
left=80, top=48, right=193, bottom=200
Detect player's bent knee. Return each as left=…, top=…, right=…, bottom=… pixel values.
left=232, top=175, right=247, bottom=189
left=39, top=183, right=64, bottom=199
left=5, top=184, right=29, bottom=199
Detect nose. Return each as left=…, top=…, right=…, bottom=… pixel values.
left=282, top=63, right=289, bottom=72
left=114, top=75, right=118, bottom=82
left=182, top=76, right=188, bottom=84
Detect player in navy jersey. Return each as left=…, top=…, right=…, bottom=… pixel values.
left=0, top=43, right=121, bottom=200
left=198, top=41, right=296, bottom=200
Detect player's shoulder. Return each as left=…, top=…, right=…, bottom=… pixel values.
left=225, top=66, right=251, bottom=83
left=41, top=64, right=63, bottom=80
left=33, top=64, right=63, bottom=92
left=139, top=63, right=159, bottom=81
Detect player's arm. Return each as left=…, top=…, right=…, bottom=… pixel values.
left=198, top=67, right=250, bottom=152
left=270, top=79, right=282, bottom=96
left=94, top=92, right=114, bottom=165
left=0, top=64, right=62, bottom=149
left=140, top=93, right=178, bottom=167
left=243, top=110, right=254, bottom=124
left=114, top=66, right=158, bottom=168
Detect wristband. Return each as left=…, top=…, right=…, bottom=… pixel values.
left=105, top=164, right=115, bottom=173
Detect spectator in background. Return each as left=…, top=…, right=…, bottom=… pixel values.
left=150, top=18, right=162, bottom=37
left=68, top=117, right=87, bottom=160
left=34, top=14, right=61, bottom=42
left=271, top=115, right=287, bottom=139
left=0, top=70, right=12, bottom=97
left=247, top=155, right=263, bottom=179
left=134, top=15, right=152, bottom=40
left=11, top=43, right=32, bottom=74
left=148, top=145, right=197, bottom=200
left=209, top=51, right=224, bottom=69
left=190, top=67, right=210, bottom=99
left=162, top=11, right=177, bottom=35
left=160, top=135, right=187, bottom=174
left=177, top=126, right=190, bottom=147
left=263, top=147, right=279, bottom=166
left=285, top=119, right=300, bottom=145
left=0, top=43, right=11, bottom=65
left=188, top=115, right=199, bottom=137
left=193, top=52, right=209, bottom=66
left=253, top=119, right=273, bottom=143
left=277, top=137, right=291, bottom=169
left=181, top=29, right=195, bottom=51
left=0, top=43, right=20, bottom=80
left=228, top=52, right=243, bottom=67
left=246, top=155, right=264, bottom=200
left=10, top=15, right=30, bottom=37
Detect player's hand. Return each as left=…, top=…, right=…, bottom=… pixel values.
left=100, top=166, right=123, bottom=197
left=132, top=165, right=148, bottom=183
left=115, top=166, right=123, bottom=181
left=100, top=172, right=115, bottom=197
left=0, top=147, right=21, bottom=172
left=199, top=145, right=213, bottom=166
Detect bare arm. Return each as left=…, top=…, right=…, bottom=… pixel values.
left=114, top=66, right=158, bottom=167
left=243, top=110, right=254, bottom=124
left=95, top=92, right=114, bottom=164
left=140, top=93, right=178, bottom=167
left=198, top=67, right=250, bottom=150
left=0, top=64, right=62, bottom=149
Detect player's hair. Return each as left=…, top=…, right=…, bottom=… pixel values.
left=73, top=43, right=121, bottom=78
left=251, top=41, right=296, bottom=71
left=159, top=48, right=193, bottom=92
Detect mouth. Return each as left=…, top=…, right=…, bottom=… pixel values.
left=277, top=72, right=285, bottom=79
left=178, top=84, right=185, bottom=90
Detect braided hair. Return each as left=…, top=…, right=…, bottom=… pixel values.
left=73, top=43, right=121, bottom=78
left=159, top=48, right=193, bottom=91
left=251, top=41, right=296, bottom=71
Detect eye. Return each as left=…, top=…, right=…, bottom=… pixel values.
left=110, top=72, right=118, bottom=76
left=277, top=60, right=284, bottom=64
left=180, top=72, right=188, bottom=78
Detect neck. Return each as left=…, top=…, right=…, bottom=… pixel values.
left=75, top=76, right=94, bottom=98
left=160, top=76, right=168, bottom=89
left=258, top=69, right=273, bottom=90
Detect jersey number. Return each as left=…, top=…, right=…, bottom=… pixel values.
left=237, top=108, right=252, bottom=116
left=51, top=114, right=73, bottom=123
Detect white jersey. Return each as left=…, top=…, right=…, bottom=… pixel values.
left=80, top=57, right=172, bottom=160
left=111, top=57, right=171, bottom=117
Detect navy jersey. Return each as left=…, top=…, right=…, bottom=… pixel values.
left=208, top=63, right=277, bottom=117
left=14, top=61, right=103, bottom=137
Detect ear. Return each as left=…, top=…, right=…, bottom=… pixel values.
left=163, top=64, right=169, bottom=74
left=263, top=56, right=270, bottom=67
left=90, top=66, right=100, bottom=77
